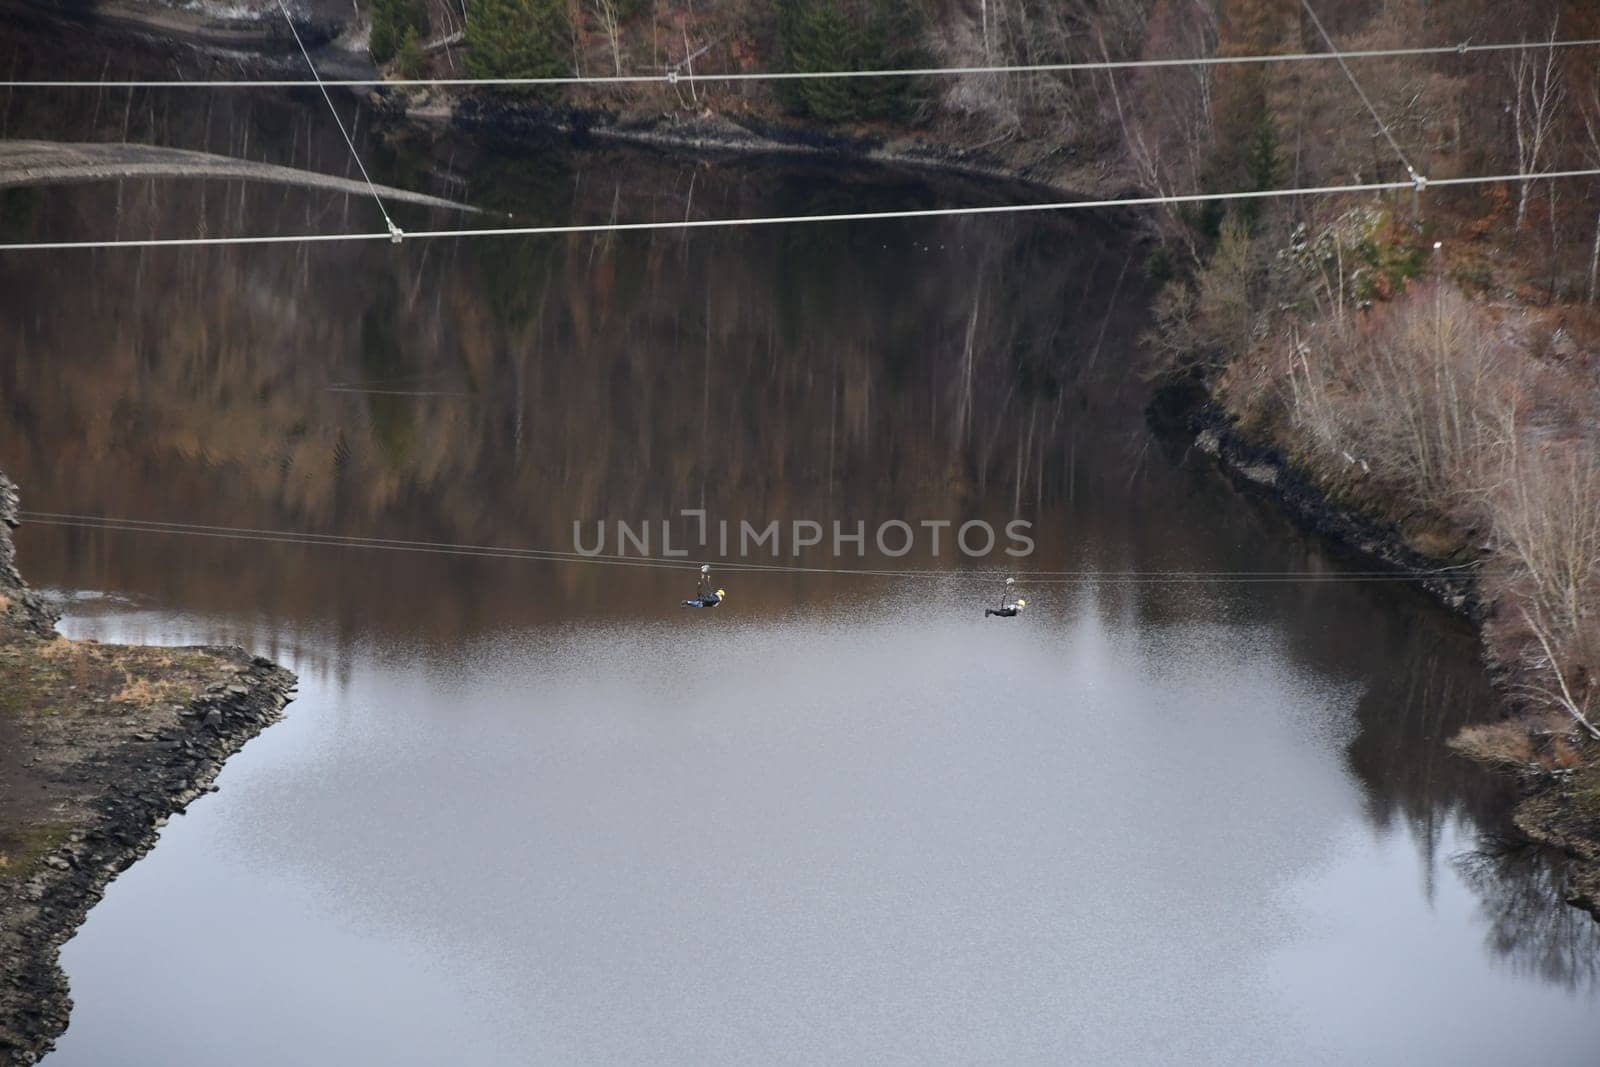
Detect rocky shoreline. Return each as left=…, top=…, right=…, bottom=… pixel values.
left=410, top=94, right=1119, bottom=204
left=0, top=656, right=295, bottom=1065
left=0, top=480, right=297, bottom=1065
left=1152, top=383, right=1600, bottom=921
left=1151, top=384, right=1480, bottom=617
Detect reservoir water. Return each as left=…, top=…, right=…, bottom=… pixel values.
left=2, top=62, right=1597, bottom=1064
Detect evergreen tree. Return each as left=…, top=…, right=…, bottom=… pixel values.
left=370, top=0, right=427, bottom=66
left=1213, top=0, right=1293, bottom=168
left=1240, top=112, right=1280, bottom=226
left=794, top=1, right=859, bottom=122
left=860, top=0, right=929, bottom=120
left=775, top=0, right=811, bottom=115
left=398, top=26, right=427, bottom=79
left=467, top=0, right=570, bottom=89
left=778, top=0, right=929, bottom=123
left=1196, top=0, right=1293, bottom=235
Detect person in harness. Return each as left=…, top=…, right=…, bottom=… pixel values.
left=684, top=564, right=726, bottom=608
left=985, top=577, right=1026, bottom=617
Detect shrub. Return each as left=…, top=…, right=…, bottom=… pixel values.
left=1195, top=216, right=1258, bottom=357
left=1281, top=283, right=1508, bottom=519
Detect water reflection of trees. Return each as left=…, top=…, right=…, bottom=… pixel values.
left=1454, top=836, right=1600, bottom=992
left=1, top=15, right=1155, bottom=540
left=1138, top=453, right=1600, bottom=959
left=0, top=145, right=1146, bottom=537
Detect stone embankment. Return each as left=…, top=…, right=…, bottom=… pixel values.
left=0, top=477, right=297, bottom=1064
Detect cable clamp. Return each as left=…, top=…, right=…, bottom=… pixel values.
left=1410, top=169, right=1427, bottom=193
left=666, top=70, right=679, bottom=85
left=387, top=220, right=405, bottom=245
left=1456, top=41, right=1468, bottom=55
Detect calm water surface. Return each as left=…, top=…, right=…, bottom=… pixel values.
left=1, top=43, right=1598, bottom=1064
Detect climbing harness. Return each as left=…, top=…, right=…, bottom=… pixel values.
left=684, top=564, right=726, bottom=608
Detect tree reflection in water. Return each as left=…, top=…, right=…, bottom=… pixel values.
left=1454, top=836, right=1600, bottom=992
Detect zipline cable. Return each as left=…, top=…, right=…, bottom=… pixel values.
left=6, top=36, right=1600, bottom=89
left=2, top=168, right=1597, bottom=253
left=25, top=513, right=1470, bottom=583
left=323, top=386, right=475, bottom=396
left=24, top=509, right=1478, bottom=577
left=274, top=0, right=400, bottom=241
left=25, top=514, right=705, bottom=574
left=21, top=511, right=1495, bottom=585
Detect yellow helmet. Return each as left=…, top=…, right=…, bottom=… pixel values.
left=716, top=589, right=727, bottom=598
left=1016, top=599, right=1027, bottom=608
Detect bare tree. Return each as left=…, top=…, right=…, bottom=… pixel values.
left=592, top=0, right=624, bottom=76
left=1496, top=443, right=1600, bottom=653
left=1283, top=282, right=1509, bottom=517
left=1518, top=606, right=1600, bottom=742
left=1580, top=82, right=1600, bottom=303
left=1508, top=21, right=1565, bottom=232
left=1103, top=0, right=1217, bottom=261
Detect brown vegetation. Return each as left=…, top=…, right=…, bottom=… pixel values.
left=1195, top=240, right=1600, bottom=769
left=1, top=632, right=220, bottom=720
left=1133, top=0, right=1600, bottom=877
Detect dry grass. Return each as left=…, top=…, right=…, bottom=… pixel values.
left=1452, top=721, right=1537, bottom=767
left=1, top=637, right=213, bottom=718
left=34, top=636, right=80, bottom=661
left=35, top=637, right=112, bottom=667
left=111, top=671, right=195, bottom=707
left=1452, top=710, right=1591, bottom=773
left=34, top=636, right=96, bottom=690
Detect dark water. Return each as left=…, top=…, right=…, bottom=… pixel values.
left=3, top=31, right=1600, bottom=1064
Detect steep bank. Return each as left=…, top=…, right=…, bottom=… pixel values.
left=0, top=477, right=297, bottom=1065
left=0, top=482, right=56, bottom=641
left=1152, top=380, right=1600, bottom=921
left=1153, top=385, right=1479, bottom=615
